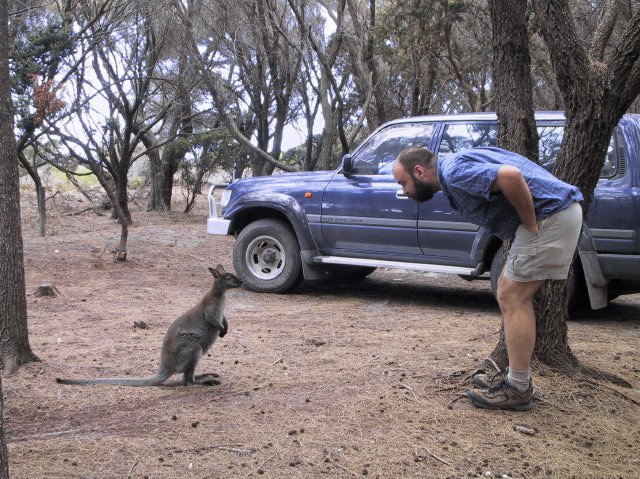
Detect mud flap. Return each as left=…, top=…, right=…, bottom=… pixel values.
left=577, top=226, right=608, bottom=310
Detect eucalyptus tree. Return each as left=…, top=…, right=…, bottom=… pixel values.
left=47, top=0, right=178, bottom=258
left=287, top=0, right=358, bottom=169
left=342, top=0, right=388, bottom=128
left=174, top=0, right=305, bottom=176
left=81, top=0, right=172, bottom=223
left=527, top=0, right=640, bottom=377
left=10, top=0, right=93, bottom=236
left=488, top=0, right=640, bottom=381
left=144, top=7, right=202, bottom=212
left=1, top=0, right=38, bottom=377
left=179, top=126, right=245, bottom=212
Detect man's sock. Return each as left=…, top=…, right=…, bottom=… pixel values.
left=506, top=368, right=531, bottom=393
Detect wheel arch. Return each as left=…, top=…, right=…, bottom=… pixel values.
left=226, top=193, right=319, bottom=252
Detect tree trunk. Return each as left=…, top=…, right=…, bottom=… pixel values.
left=528, top=1, right=639, bottom=380
left=91, top=164, right=129, bottom=261
left=0, top=376, right=9, bottom=478
left=114, top=174, right=132, bottom=225
left=0, top=0, right=38, bottom=372
left=146, top=148, right=170, bottom=211
left=489, top=0, right=540, bottom=367
left=490, top=0, right=539, bottom=161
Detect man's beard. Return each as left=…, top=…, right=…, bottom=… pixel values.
left=411, top=177, right=436, bottom=203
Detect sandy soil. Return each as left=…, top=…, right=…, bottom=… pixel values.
left=4, top=188, right=639, bottom=478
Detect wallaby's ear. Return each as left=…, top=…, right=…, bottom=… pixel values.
left=208, top=267, right=220, bottom=278
left=215, top=264, right=226, bottom=274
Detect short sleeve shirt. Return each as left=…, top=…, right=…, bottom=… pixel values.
left=437, top=147, right=583, bottom=240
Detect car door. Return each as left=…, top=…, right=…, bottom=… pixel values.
left=418, top=121, right=497, bottom=264
left=321, top=122, right=436, bottom=257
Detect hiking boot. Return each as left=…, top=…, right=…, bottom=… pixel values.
left=471, top=369, right=507, bottom=389
left=467, top=380, right=534, bottom=411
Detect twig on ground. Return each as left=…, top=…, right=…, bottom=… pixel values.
left=333, top=462, right=359, bottom=476
left=422, top=447, right=453, bottom=467
left=447, top=393, right=470, bottom=409
left=63, top=207, right=95, bottom=217
left=171, top=444, right=257, bottom=455
left=399, top=383, right=423, bottom=405
left=127, top=457, right=139, bottom=478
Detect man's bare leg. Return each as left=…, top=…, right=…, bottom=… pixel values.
left=496, top=272, right=544, bottom=372
left=466, top=272, right=544, bottom=410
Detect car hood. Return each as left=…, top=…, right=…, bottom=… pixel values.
left=227, top=170, right=337, bottom=194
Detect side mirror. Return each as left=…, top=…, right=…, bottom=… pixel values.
left=341, top=154, right=353, bottom=176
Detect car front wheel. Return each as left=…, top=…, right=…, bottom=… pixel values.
left=233, top=218, right=302, bottom=293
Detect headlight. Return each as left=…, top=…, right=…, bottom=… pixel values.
left=220, top=188, right=232, bottom=208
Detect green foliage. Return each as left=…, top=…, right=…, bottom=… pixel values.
left=51, top=165, right=98, bottom=188
left=11, top=11, right=75, bottom=128
left=128, top=177, right=145, bottom=189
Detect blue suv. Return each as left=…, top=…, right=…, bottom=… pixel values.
left=208, top=111, right=640, bottom=310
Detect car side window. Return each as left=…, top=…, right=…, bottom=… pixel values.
left=438, top=122, right=620, bottom=179
left=351, top=123, right=435, bottom=175
left=537, top=126, right=563, bottom=172
left=537, top=125, right=619, bottom=178
left=437, top=123, right=498, bottom=154
left=600, top=133, right=619, bottom=178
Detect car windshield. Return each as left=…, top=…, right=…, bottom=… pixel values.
left=352, top=123, right=436, bottom=175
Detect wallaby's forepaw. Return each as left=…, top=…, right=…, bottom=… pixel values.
left=219, top=317, right=228, bottom=337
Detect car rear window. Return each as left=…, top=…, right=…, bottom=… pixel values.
left=438, top=122, right=621, bottom=179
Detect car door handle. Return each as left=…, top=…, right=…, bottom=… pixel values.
left=396, top=190, right=408, bottom=199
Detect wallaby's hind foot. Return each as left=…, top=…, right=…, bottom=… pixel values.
left=194, top=373, right=221, bottom=385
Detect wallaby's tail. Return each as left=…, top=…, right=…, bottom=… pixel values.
left=56, top=370, right=171, bottom=387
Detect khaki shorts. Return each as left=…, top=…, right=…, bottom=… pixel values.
left=505, top=202, right=583, bottom=282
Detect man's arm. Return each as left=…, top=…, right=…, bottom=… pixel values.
left=492, top=165, right=538, bottom=232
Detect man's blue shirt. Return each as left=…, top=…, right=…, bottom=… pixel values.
left=437, top=147, right=584, bottom=240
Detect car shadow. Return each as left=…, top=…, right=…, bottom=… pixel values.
left=571, top=300, right=640, bottom=323
left=293, top=275, right=498, bottom=313
left=293, top=275, right=640, bottom=324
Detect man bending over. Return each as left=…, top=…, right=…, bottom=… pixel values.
left=393, top=146, right=583, bottom=411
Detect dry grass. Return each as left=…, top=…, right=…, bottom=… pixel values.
left=4, top=189, right=639, bottom=478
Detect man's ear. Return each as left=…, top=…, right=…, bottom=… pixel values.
left=413, top=164, right=426, bottom=180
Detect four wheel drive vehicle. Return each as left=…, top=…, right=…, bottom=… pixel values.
left=207, top=111, right=640, bottom=310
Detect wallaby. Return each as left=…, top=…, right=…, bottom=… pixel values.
left=56, top=265, right=242, bottom=387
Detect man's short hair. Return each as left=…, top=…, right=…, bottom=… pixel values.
left=396, top=147, right=437, bottom=174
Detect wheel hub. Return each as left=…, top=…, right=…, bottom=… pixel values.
left=262, top=249, right=277, bottom=264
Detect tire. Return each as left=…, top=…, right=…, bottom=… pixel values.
left=489, top=244, right=506, bottom=298
left=489, top=244, right=587, bottom=312
left=233, top=219, right=302, bottom=293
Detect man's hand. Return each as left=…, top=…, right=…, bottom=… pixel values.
left=492, top=165, right=538, bottom=231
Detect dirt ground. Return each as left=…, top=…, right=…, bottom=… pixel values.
left=4, top=188, right=639, bottom=479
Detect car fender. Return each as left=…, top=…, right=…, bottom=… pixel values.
left=577, top=225, right=608, bottom=309
left=225, top=191, right=320, bottom=254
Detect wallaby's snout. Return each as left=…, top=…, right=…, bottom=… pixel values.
left=226, top=274, right=242, bottom=288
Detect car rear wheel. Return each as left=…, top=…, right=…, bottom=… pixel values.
left=233, top=218, right=302, bottom=293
